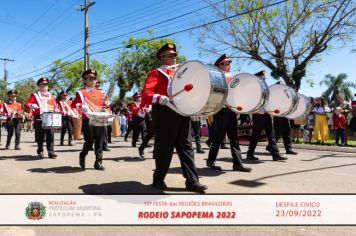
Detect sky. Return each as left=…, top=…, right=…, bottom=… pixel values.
left=0, top=0, right=355, bottom=99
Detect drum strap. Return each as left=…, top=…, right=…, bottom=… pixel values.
left=157, top=68, right=172, bottom=99
left=3, top=103, right=12, bottom=117
left=34, top=92, right=52, bottom=111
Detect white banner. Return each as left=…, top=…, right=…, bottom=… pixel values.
left=0, top=195, right=355, bottom=225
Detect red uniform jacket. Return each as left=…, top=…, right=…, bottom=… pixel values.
left=58, top=100, right=74, bottom=116
left=24, top=92, right=58, bottom=116
left=333, top=114, right=347, bottom=129
left=128, top=102, right=142, bottom=117
left=71, top=88, right=108, bottom=119
left=141, top=67, right=177, bottom=107
left=3, top=101, right=22, bottom=118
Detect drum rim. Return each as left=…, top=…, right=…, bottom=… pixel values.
left=170, top=60, right=228, bottom=116
left=227, top=73, right=270, bottom=114
left=266, top=83, right=299, bottom=117
left=286, top=94, right=313, bottom=119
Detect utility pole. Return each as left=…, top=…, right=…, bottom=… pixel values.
left=0, top=58, right=14, bottom=82
left=80, top=0, right=95, bottom=71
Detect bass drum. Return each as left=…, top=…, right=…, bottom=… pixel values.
left=264, top=84, right=298, bottom=117
left=226, top=73, right=269, bottom=113
left=170, top=60, right=227, bottom=117
left=286, top=93, right=312, bottom=119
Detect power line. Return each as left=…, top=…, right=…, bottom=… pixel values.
left=91, top=0, right=289, bottom=55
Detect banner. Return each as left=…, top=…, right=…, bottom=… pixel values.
left=1, top=194, right=355, bottom=225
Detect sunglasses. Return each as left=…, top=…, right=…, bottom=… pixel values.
left=39, top=83, right=48, bottom=86
left=219, top=61, right=231, bottom=66
left=85, top=77, right=96, bottom=81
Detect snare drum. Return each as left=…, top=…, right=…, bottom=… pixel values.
left=41, top=112, right=62, bottom=129
left=226, top=73, right=269, bottom=113
left=89, top=112, right=114, bottom=126
left=286, top=93, right=312, bottom=119
left=264, top=84, right=298, bottom=117
left=170, top=60, right=227, bottom=117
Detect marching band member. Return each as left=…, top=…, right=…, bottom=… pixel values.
left=138, top=104, right=154, bottom=158
left=24, top=77, right=59, bottom=159
left=141, top=43, right=207, bottom=192
left=58, top=90, right=74, bottom=146
left=206, top=54, right=251, bottom=172
left=128, top=92, right=146, bottom=147
left=95, top=81, right=111, bottom=151
left=71, top=69, right=109, bottom=170
left=246, top=71, right=287, bottom=161
left=4, top=90, right=22, bottom=150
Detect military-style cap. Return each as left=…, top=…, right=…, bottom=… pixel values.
left=133, top=92, right=141, bottom=98
left=156, top=43, right=177, bottom=59
left=82, top=69, right=97, bottom=79
left=59, top=90, right=68, bottom=96
left=7, top=89, right=17, bottom=96
left=37, top=77, right=49, bottom=85
left=214, top=54, right=232, bottom=67
left=254, top=70, right=266, bottom=77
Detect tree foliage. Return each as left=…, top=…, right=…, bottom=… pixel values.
left=111, top=34, right=186, bottom=107
left=48, top=59, right=109, bottom=97
left=320, top=73, right=356, bottom=103
left=14, top=78, right=38, bottom=107
left=198, top=0, right=355, bottom=90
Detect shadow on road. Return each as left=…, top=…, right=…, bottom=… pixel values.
left=301, top=153, right=356, bottom=162
left=55, top=149, right=82, bottom=153
left=1, top=155, right=43, bottom=161
left=27, top=166, right=84, bottom=174
left=104, top=156, right=146, bottom=162
left=79, top=181, right=165, bottom=194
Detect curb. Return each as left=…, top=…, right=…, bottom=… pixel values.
left=240, top=142, right=356, bottom=154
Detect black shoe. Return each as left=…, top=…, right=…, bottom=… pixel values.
left=38, top=152, right=44, bottom=159
left=5, top=146, right=10, bottom=150
left=186, top=182, right=208, bottom=193
left=197, top=149, right=205, bottom=154
left=273, top=154, right=288, bottom=161
left=108, top=141, right=113, bottom=144
left=138, top=147, right=145, bottom=158
left=265, top=146, right=272, bottom=152
left=103, top=147, right=110, bottom=151
left=152, top=182, right=167, bottom=190
left=94, top=162, right=105, bottom=171
left=60, top=142, right=64, bottom=146
left=206, top=140, right=211, bottom=147
left=286, top=150, right=298, bottom=155
left=220, top=144, right=228, bottom=149
left=48, top=152, right=58, bottom=159
left=79, top=156, right=86, bottom=169
left=246, top=155, right=259, bottom=161
left=233, top=165, right=252, bottom=172
left=89, top=147, right=94, bottom=151
left=15, top=146, right=21, bottom=150
left=68, top=142, right=74, bottom=146
left=132, top=144, right=136, bottom=147
left=207, top=162, right=222, bottom=170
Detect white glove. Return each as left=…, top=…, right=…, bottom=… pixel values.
left=158, top=96, right=169, bottom=105
left=138, top=111, right=145, bottom=118
left=81, top=105, right=89, bottom=113
left=30, top=104, right=39, bottom=109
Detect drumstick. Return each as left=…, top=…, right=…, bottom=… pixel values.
left=229, top=105, right=244, bottom=111
left=171, top=83, right=193, bottom=98
left=267, top=109, right=280, bottom=114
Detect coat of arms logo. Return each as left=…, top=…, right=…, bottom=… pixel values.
left=25, top=202, right=46, bottom=220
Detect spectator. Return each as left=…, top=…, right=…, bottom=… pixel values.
left=119, top=112, right=127, bottom=135
left=312, top=97, right=331, bottom=145
left=333, top=107, right=347, bottom=146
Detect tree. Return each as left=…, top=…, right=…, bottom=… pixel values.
left=198, top=0, right=355, bottom=90
left=111, top=34, right=186, bottom=107
left=0, top=80, right=9, bottom=103
left=320, top=73, right=356, bottom=103
left=14, top=78, right=37, bottom=107
left=48, top=59, right=109, bottom=96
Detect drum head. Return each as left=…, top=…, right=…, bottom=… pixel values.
left=286, top=94, right=311, bottom=119
left=226, top=73, right=266, bottom=113
left=265, top=84, right=298, bottom=116
left=171, top=61, right=213, bottom=116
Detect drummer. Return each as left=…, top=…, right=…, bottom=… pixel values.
left=58, top=90, right=74, bottom=146
left=141, top=43, right=207, bottom=192
left=71, top=69, right=109, bottom=170
left=246, top=71, right=287, bottom=161
left=24, top=77, right=59, bottom=159
left=206, top=54, right=251, bottom=172
left=3, top=90, right=22, bottom=150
